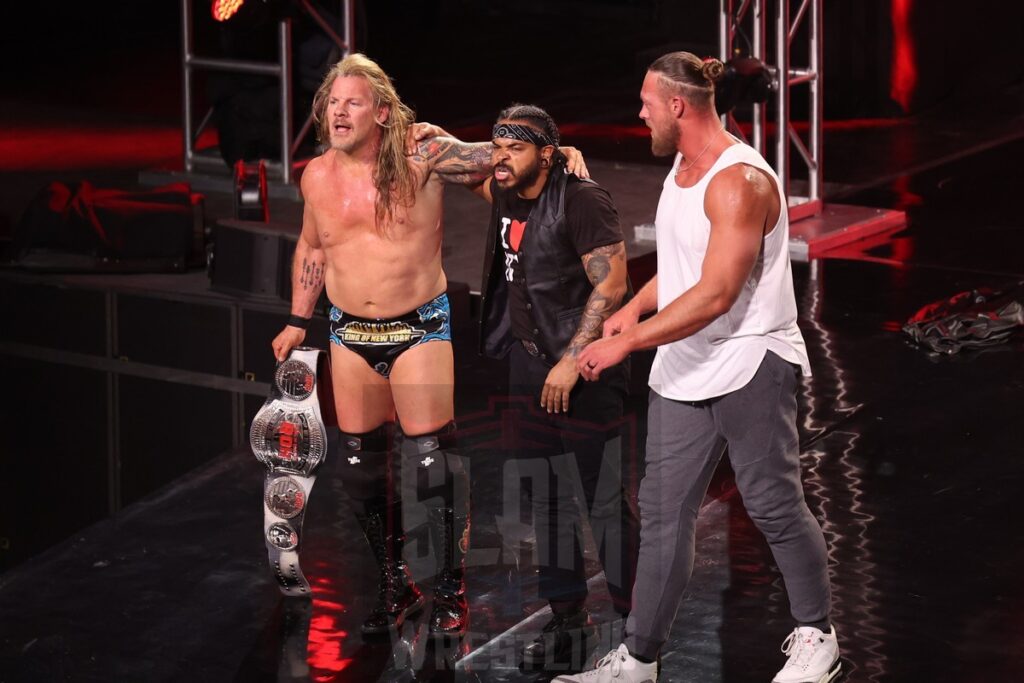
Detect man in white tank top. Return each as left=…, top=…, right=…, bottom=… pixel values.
left=560, top=53, right=841, bottom=683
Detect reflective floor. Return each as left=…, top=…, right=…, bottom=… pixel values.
left=3, top=31, right=1024, bottom=679
left=3, top=133, right=1024, bottom=682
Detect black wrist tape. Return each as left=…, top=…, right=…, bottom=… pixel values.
left=287, top=314, right=311, bottom=329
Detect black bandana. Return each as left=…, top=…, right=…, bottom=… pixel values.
left=492, top=122, right=555, bottom=148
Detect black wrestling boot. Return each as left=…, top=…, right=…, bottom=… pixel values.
left=427, top=506, right=469, bottom=638
left=521, top=606, right=594, bottom=671
left=358, top=509, right=425, bottom=635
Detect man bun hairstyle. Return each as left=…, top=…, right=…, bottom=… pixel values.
left=649, top=51, right=724, bottom=109
left=701, top=58, right=727, bottom=83
left=496, top=103, right=560, bottom=147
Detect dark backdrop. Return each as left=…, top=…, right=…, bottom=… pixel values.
left=2, top=1, right=1021, bottom=131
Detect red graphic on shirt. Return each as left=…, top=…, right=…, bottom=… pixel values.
left=510, top=220, right=527, bottom=251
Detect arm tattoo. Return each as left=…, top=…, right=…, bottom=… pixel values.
left=298, top=257, right=325, bottom=292
left=581, top=243, right=624, bottom=287
left=567, top=242, right=627, bottom=357
left=413, top=138, right=493, bottom=185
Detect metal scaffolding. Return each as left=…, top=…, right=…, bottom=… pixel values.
left=179, top=0, right=354, bottom=185
left=720, top=0, right=823, bottom=220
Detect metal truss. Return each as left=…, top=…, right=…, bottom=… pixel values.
left=179, top=0, right=354, bottom=184
left=720, top=0, right=823, bottom=219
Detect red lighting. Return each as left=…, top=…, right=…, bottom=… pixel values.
left=306, top=580, right=352, bottom=681
left=211, top=0, right=245, bottom=22
left=890, top=0, right=917, bottom=112
left=306, top=613, right=352, bottom=681
left=0, top=125, right=218, bottom=172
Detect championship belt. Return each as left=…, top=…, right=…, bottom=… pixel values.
left=250, top=347, right=330, bottom=597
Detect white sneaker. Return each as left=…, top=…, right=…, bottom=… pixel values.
left=772, top=625, right=841, bottom=683
left=552, top=643, right=657, bottom=683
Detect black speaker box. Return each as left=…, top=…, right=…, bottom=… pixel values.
left=209, top=219, right=299, bottom=298
left=0, top=356, right=109, bottom=572
left=0, top=280, right=106, bottom=354
left=118, top=376, right=235, bottom=506
left=117, top=294, right=234, bottom=376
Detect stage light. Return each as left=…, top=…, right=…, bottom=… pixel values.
left=212, top=0, right=291, bottom=24
left=715, top=57, right=772, bottom=115
left=212, top=0, right=245, bottom=22
left=234, top=159, right=270, bottom=222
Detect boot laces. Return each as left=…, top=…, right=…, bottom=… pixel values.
left=378, top=562, right=407, bottom=599
left=586, top=648, right=626, bottom=678
left=434, top=584, right=462, bottom=605
left=780, top=628, right=820, bottom=669
left=542, top=613, right=571, bottom=632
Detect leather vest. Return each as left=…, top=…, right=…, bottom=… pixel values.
left=480, top=161, right=628, bottom=365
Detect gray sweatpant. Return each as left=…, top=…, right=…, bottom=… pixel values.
left=624, top=351, right=831, bottom=661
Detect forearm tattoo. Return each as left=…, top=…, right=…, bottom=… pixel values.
left=413, top=138, right=493, bottom=185
left=567, top=242, right=627, bottom=357
left=298, top=257, right=325, bottom=292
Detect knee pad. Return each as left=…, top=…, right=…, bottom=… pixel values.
left=404, top=422, right=468, bottom=511
left=340, top=422, right=393, bottom=454
left=339, top=422, right=396, bottom=510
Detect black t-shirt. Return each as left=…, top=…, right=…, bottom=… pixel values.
left=495, top=179, right=624, bottom=342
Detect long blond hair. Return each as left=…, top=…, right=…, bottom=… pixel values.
left=312, top=53, right=416, bottom=232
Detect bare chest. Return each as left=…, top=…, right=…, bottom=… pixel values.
left=308, top=176, right=441, bottom=247
left=307, top=176, right=377, bottom=246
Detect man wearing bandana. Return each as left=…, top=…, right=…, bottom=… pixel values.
left=448, top=104, right=641, bottom=670
left=271, top=57, right=591, bottom=641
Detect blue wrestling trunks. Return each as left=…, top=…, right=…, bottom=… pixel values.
left=328, top=292, right=451, bottom=378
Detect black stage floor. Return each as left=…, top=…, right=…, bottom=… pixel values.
left=3, top=75, right=1024, bottom=682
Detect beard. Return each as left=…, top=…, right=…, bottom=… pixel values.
left=328, top=121, right=369, bottom=154
left=496, top=158, right=543, bottom=191
left=330, top=134, right=359, bottom=153
left=649, top=118, right=680, bottom=157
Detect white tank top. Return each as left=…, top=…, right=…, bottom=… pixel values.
left=648, top=143, right=811, bottom=401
